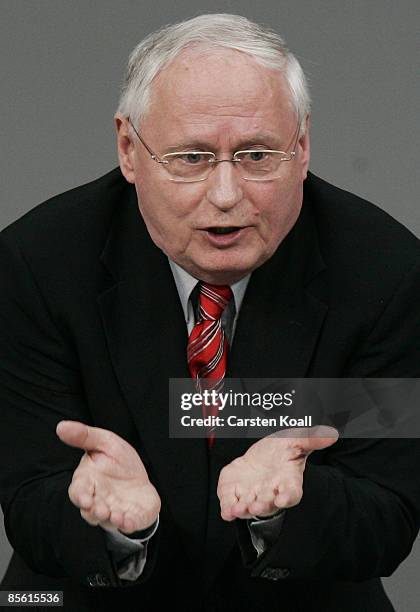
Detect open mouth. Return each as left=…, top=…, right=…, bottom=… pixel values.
left=206, top=227, right=241, bottom=235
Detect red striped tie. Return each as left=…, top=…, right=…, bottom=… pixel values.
left=187, top=283, right=233, bottom=448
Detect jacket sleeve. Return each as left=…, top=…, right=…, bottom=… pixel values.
left=236, top=257, right=420, bottom=581
left=0, top=233, right=156, bottom=588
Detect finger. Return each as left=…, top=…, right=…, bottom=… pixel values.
left=68, top=474, right=95, bottom=509
left=92, top=498, right=112, bottom=523
left=84, top=505, right=126, bottom=533
left=231, top=490, right=257, bottom=517
left=109, top=509, right=125, bottom=530
left=218, top=480, right=241, bottom=520
left=231, top=509, right=254, bottom=520
left=79, top=495, right=112, bottom=526
left=248, top=482, right=277, bottom=516
left=248, top=499, right=275, bottom=517
left=119, top=508, right=153, bottom=534
left=220, top=508, right=236, bottom=522
left=248, top=485, right=276, bottom=516
left=219, top=491, right=239, bottom=508
left=220, top=494, right=239, bottom=521
left=56, top=421, right=122, bottom=455
left=121, top=513, right=137, bottom=534
left=273, top=492, right=296, bottom=509
left=273, top=479, right=303, bottom=508
left=80, top=507, right=101, bottom=526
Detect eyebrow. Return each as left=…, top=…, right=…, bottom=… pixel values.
left=166, top=141, right=214, bottom=152
left=235, top=132, right=284, bottom=150
left=165, top=132, right=285, bottom=153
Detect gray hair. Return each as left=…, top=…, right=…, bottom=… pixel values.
left=117, top=13, right=310, bottom=133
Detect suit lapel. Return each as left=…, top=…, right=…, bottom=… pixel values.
left=230, top=196, right=327, bottom=380
left=97, top=191, right=208, bottom=564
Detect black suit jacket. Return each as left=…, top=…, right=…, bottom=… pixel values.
left=0, top=169, right=419, bottom=611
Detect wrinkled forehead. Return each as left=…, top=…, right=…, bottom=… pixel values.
left=144, top=46, right=296, bottom=133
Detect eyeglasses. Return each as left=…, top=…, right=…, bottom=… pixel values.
left=128, top=117, right=300, bottom=183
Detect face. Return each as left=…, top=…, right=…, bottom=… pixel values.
left=116, top=48, right=310, bottom=285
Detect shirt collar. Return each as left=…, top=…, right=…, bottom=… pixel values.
left=168, top=259, right=250, bottom=323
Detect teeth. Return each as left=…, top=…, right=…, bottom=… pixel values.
left=209, top=227, right=238, bottom=235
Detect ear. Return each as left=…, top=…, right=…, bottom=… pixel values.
left=298, top=114, right=311, bottom=180
left=115, top=114, right=136, bottom=184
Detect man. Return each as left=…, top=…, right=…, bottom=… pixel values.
left=0, top=13, right=419, bottom=612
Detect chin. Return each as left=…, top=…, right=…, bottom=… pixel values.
left=191, top=258, right=261, bottom=285
left=196, top=270, right=246, bottom=285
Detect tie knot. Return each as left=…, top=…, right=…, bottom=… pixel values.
left=198, top=282, right=233, bottom=321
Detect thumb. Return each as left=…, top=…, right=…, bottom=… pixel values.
left=294, top=425, right=339, bottom=454
left=56, top=420, right=119, bottom=455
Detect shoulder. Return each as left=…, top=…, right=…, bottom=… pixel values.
left=304, top=172, right=420, bottom=289
left=1, top=167, right=132, bottom=257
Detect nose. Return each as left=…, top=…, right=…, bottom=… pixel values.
left=205, top=161, right=243, bottom=211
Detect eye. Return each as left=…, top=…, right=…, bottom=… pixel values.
left=235, top=150, right=271, bottom=163
left=181, top=153, right=205, bottom=164
left=248, top=151, right=267, bottom=162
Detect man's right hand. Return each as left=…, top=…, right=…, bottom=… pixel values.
left=56, top=420, right=160, bottom=535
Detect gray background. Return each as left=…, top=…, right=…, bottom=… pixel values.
left=1, top=1, right=419, bottom=609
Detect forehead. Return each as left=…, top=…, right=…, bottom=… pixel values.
left=143, top=47, right=296, bottom=144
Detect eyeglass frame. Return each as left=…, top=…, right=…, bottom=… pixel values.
left=127, top=116, right=302, bottom=182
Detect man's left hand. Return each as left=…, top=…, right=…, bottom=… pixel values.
left=217, top=426, right=338, bottom=521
